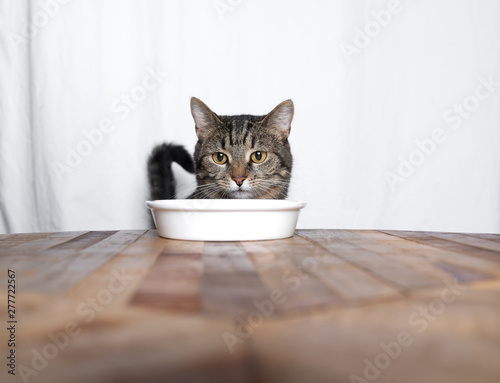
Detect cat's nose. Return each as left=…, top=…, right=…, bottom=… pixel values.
left=232, top=177, right=246, bottom=187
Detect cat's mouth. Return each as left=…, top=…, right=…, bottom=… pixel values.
left=229, top=189, right=253, bottom=199
left=227, top=179, right=253, bottom=198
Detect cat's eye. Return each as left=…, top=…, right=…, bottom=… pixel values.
left=212, top=152, right=228, bottom=165
left=251, top=151, right=267, bottom=164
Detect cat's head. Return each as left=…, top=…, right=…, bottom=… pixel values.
left=190, top=98, right=294, bottom=199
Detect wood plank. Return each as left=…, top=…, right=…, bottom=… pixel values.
left=344, top=230, right=497, bottom=283
left=299, top=230, right=451, bottom=291
left=22, top=230, right=147, bottom=293
left=244, top=236, right=400, bottom=310
left=48, top=230, right=118, bottom=250
left=432, top=261, right=497, bottom=283
left=0, top=232, right=55, bottom=251
left=132, top=240, right=204, bottom=312
left=464, top=232, right=500, bottom=242
left=4, top=229, right=500, bottom=383
left=0, top=231, right=88, bottom=259
left=242, top=238, right=344, bottom=312
left=201, top=241, right=270, bottom=315
left=0, top=231, right=118, bottom=292
left=290, top=234, right=401, bottom=302
left=253, top=282, right=500, bottom=383
left=15, top=308, right=248, bottom=383
left=64, top=230, right=167, bottom=307
left=383, top=230, right=500, bottom=269
left=0, top=231, right=89, bottom=286
left=428, top=232, right=500, bottom=254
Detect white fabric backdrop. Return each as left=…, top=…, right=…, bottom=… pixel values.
left=1, top=0, right=499, bottom=234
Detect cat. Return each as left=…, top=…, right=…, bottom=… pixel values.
left=147, top=97, right=294, bottom=200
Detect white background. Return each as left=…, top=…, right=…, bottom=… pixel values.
left=1, top=0, right=499, bottom=234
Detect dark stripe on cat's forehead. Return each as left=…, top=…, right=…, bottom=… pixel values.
left=217, top=114, right=265, bottom=147
left=242, top=129, right=249, bottom=146
left=220, top=115, right=264, bottom=130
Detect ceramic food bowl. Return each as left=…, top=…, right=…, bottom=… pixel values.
left=146, top=199, right=306, bottom=241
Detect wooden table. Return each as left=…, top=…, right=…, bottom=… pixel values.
left=1, top=229, right=499, bottom=383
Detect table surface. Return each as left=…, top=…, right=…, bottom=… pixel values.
left=1, top=229, right=499, bottom=383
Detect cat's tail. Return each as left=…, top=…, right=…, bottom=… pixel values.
left=147, top=143, right=195, bottom=200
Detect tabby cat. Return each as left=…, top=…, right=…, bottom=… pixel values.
left=147, top=98, right=294, bottom=200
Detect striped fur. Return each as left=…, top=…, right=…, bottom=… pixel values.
left=189, top=98, right=293, bottom=199
left=147, top=98, right=294, bottom=200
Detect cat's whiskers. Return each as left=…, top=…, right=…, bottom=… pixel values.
left=175, top=181, right=221, bottom=198
left=190, top=182, right=224, bottom=199
left=253, top=181, right=288, bottom=190
left=252, top=182, right=275, bottom=192
left=255, top=178, right=291, bottom=184
left=256, top=177, right=307, bottom=196
left=202, top=186, right=225, bottom=198
left=200, top=187, right=223, bottom=199
left=252, top=183, right=279, bottom=199
left=195, top=182, right=220, bottom=189
left=194, top=183, right=222, bottom=191
left=252, top=178, right=308, bottom=200
left=220, top=188, right=231, bottom=200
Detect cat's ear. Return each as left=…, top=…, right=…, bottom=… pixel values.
left=261, top=100, right=294, bottom=140
left=190, top=97, right=222, bottom=140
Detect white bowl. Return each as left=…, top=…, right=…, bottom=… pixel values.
left=146, top=199, right=306, bottom=241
